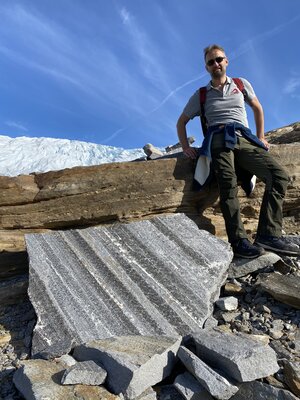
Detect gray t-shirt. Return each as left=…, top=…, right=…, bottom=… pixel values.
left=183, top=77, right=256, bottom=128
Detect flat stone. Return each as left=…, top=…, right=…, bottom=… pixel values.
left=228, top=253, right=281, bottom=279
left=174, top=371, right=213, bottom=400
left=61, top=360, right=107, bottom=386
left=215, top=297, right=238, bottom=311
left=230, top=380, right=299, bottom=400
left=283, top=360, right=300, bottom=397
left=192, top=328, right=279, bottom=382
left=13, top=359, right=120, bottom=400
left=257, top=272, right=300, bottom=309
left=177, top=346, right=238, bottom=400
left=25, top=214, right=232, bottom=357
left=73, top=335, right=181, bottom=399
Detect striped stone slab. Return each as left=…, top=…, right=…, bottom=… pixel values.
left=25, top=214, right=232, bottom=357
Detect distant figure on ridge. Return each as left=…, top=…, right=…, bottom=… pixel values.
left=177, top=44, right=299, bottom=259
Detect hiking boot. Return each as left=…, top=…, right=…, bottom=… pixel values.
left=255, top=235, right=300, bottom=256
left=231, top=238, right=265, bottom=259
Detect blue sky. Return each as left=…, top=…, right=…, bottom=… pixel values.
left=0, top=1, right=300, bottom=149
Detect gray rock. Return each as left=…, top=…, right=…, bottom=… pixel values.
left=177, top=346, right=238, bottom=400
left=61, top=360, right=107, bottom=385
left=25, top=214, right=232, bottom=357
left=203, top=316, right=218, bottom=329
left=230, top=380, right=299, bottom=399
left=257, top=272, right=300, bottom=309
left=55, top=354, right=77, bottom=367
left=73, top=335, right=181, bottom=399
left=228, top=253, right=281, bottom=278
left=283, top=360, right=300, bottom=397
left=13, top=359, right=120, bottom=400
left=174, top=371, right=213, bottom=400
left=192, top=328, right=279, bottom=382
left=158, top=385, right=185, bottom=400
left=215, top=297, right=238, bottom=311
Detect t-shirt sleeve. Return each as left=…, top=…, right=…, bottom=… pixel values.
left=240, top=78, right=256, bottom=104
left=182, top=90, right=201, bottom=119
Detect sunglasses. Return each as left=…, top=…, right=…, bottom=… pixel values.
left=206, top=56, right=226, bottom=66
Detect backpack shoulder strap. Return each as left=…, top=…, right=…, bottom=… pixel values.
left=232, top=77, right=246, bottom=98
left=199, top=87, right=208, bottom=136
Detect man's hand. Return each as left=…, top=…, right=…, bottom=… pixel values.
left=259, top=137, right=270, bottom=150
left=183, top=146, right=198, bottom=159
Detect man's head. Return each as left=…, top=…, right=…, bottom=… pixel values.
left=204, top=44, right=228, bottom=79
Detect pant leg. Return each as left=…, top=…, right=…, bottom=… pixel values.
left=211, top=134, right=248, bottom=243
left=234, top=137, right=289, bottom=237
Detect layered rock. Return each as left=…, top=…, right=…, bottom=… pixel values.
left=25, top=214, right=232, bottom=357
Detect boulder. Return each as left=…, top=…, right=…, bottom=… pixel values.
left=177, top=346, right=238, bottom=400
left=230, top=380, right=299, bottom=400
left=61, top=360, right=107, bottom=386
left=174, top=371, right=213, bottom=400
left=257, top=272, right=300, bottom=309
left=283, top=360, right=300, bottom=397
left=25, top=214, right=232, bottom=357
left=192, top=328, right=279, bottom=382
left=13, top=359, right=120, bottom=400
left=73, top=335, right=181, bottom=399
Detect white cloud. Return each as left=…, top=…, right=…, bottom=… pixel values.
left=5, top=121, right=28, bottom=132
left=283, top=77, right=300, bottom=94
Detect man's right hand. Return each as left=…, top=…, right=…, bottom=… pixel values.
left=183, top=147, right=198, bottom=159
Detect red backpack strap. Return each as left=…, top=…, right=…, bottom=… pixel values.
left=232, top=77, right=246, bottom=99
left=199, top=87, right=208, bottom=136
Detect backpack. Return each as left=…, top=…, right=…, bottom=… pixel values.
left=199, top=77, right=246, bottom=136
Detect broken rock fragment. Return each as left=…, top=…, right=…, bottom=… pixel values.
left=174, top=371, right=213, bottom=400
left=257, top=272, right=300, bottom=309
left=73, top=335, right=181, bottom=399
left=178, top=346, right=238, bottom=400
left=230, top=380, right=299, bottom=399
left=61, top=360, right=107, bottom=386
left=192, top=328, right=279, bottom=382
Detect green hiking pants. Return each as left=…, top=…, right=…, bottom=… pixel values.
left=211, top=134, right=289, bottom=243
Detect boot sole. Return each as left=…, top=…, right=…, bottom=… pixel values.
left=233, top=252, right=262, bottom=259
left=255, top=242, right=300, bottom=256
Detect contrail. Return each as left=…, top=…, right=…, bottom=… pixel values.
left=104, top=13, right=300, bottom=143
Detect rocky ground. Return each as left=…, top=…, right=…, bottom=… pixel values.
left=0, top=251, right=299, bottom=399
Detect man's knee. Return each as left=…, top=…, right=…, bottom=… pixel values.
left=272, top=167, right=289, bottom=194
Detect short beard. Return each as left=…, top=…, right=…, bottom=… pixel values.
left=211, top=69, right=225, bottom=79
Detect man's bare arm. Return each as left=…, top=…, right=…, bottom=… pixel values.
left=249, top=97, right=270, bottom=149
left=176, top=113, right=198, bottom=158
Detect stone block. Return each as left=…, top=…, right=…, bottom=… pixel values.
left=73, top=335, right=181, bottom=399
left=228, top=253, right=281, bottom=279
left=13, top=359, right=120, bottom=400
left=230, top=380, right=299, bottom=399
left=192, top=328, right=279, bottom=382
left=61, top=360, right=107, bottom=385
left=283, top=360, right=300, bottom=397
left=174, top=371, right=213, bottom=399
left=25, top=214, right=232, bottom=357
left=177, top=346, right=238, bottom=400
left=257, top=272, right=300, bottom=309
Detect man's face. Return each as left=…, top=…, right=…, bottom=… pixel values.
left=205, top=49, right=228, bottom=79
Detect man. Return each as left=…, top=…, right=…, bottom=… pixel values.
left=177, top=44, right=299, bottom=258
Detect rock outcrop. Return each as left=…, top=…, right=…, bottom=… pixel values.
left=0, top=121, right=299, bottom=399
